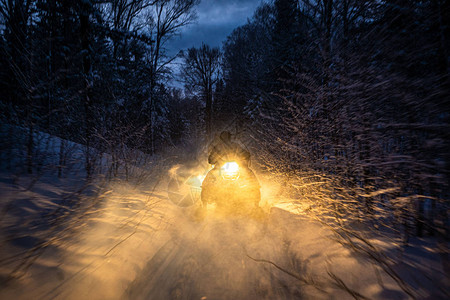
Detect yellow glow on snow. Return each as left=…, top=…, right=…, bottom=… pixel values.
left=197, top=174, right=206, bottom=184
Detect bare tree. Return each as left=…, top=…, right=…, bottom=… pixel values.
left=104, top=0, right=156, bottom=58
left=143, top=0, right=198, bottom=153
left=99, top=0, right=198, bottom=154
left=181, top=44, right=221, bottom=141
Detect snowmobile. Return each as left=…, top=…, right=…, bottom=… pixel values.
left=200, top=160, right=262, bottom=218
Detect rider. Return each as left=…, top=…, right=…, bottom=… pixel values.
left=198, top=131, right=259, bottom=215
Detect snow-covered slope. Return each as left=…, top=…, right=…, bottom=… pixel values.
left=0, top=126, right=448, bottom=299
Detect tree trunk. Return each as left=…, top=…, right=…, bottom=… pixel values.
left=80, top=2, right=93, bottom=178
left=58, top=139, right=65, bottom=178
left=205, top=83, right=213, bottom=141
left=26, top=120, right=33, bottom=174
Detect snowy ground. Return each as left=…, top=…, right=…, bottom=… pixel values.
left=0, top=127, right=448, bottom=299
left=0, top=165, right=448, bottom=299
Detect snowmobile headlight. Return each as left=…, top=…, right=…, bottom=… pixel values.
left=221, top=161, right=240, bottom=180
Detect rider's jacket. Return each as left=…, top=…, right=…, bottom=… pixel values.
left=208, top=141, right=250, bottom=166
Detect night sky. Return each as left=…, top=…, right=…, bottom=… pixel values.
left=167, top=0, right=263, bottom=54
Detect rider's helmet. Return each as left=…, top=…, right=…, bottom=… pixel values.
left=219, top=131, right=232, bottom=143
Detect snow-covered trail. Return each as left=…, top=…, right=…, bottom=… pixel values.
left=0, top=169, right=421, bottom=299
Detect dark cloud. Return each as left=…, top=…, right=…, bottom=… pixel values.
left=167, top=0, right=263, bottom=54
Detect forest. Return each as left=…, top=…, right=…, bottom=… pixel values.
left=0, top=0, right=449, bottom=299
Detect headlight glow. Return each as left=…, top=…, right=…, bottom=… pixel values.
left=221, top=162, right=240, bottom=179
left=222, top=162, right=239, bottom=173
